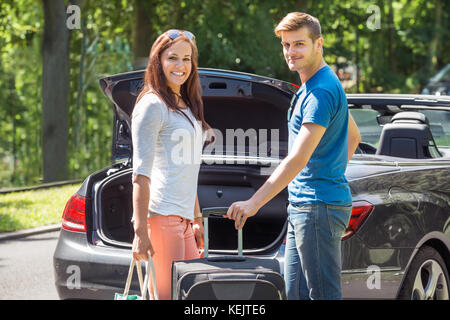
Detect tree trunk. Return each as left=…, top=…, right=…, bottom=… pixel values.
left=296, top=0, right=309, bottom=12
left=132, top=0, right=156, bottom=70
left=387, top=0, right=397, bottom=72
left=8, top=75, right=18, bottom=184
left=41, top=0, right=70, bottom=182
left=428, top=0, right=442, bottom=75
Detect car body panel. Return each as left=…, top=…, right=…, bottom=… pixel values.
left=54, top=229, right=142, bottom=299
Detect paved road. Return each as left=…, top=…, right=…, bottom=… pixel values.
left=0, top=231, right=60, bottom=300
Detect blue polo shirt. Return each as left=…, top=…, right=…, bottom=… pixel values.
left=288, top=65, right=352, bottom=206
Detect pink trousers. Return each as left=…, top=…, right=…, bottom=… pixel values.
left=147, top=215, right=200, bottom=300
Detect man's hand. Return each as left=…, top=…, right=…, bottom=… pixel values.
left=225, top=199, right=259, bottom=230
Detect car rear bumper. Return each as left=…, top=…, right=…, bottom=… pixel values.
left=53, top=229, right=139, bottom=300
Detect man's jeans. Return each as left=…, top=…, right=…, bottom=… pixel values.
left=284, top=202, right=352, bottom=300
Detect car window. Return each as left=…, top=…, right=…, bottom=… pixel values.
left=420, top=110, right=450, bottom=147
left=350, top=108, right=450, bottom=151
left=350, top=109, right=382, bottom=146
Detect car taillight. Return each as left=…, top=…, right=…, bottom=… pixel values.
left=62, top=193, right=87, bottom=233
left=342, top=201, right=374, bottom=240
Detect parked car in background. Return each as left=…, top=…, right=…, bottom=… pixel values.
left=422, top=64, right=450, bottom=96
left=53, top=68, right=450, bottom=300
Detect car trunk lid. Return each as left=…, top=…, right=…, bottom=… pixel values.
left=99, top=68, right=296, bottom=163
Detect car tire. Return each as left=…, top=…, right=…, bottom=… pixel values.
left=398, top=245, right=450, bottom=300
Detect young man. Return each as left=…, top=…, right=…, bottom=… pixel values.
left=225, top=12, right=361, bottom=299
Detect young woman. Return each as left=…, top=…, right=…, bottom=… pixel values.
left=131, top=29, right=211, bottom=300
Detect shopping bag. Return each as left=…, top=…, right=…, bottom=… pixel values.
left=114, top=253, right=158, bottom=300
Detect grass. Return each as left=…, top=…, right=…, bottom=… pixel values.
left=0, top=183, right=82, bottom=233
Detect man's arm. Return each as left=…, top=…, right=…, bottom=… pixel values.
left=226, top=122, right=326, bottom=229
left=348, top=111, right=361, bottom=161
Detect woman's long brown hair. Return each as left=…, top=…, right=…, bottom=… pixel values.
left=135, top=31, right=211, bottom=133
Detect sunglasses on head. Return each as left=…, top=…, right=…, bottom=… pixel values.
left=166, top=29, right=196, bottom=42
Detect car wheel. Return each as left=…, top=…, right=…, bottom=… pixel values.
left=398, top=246, right=449, bottom=300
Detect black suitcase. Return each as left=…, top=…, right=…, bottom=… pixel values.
left=171, top=207, right=286, bottom=300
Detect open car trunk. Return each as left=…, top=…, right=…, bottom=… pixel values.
left=97, top=69, right=293, bottom=254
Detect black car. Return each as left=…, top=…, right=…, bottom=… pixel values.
left=53, top=68, right=450, bottom=300
left=422, top=64, right=450, bottom=96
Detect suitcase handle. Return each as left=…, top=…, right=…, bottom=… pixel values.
left=201, top=207, right=244, bottom=260
left=202, top=207, right=229, bottom=218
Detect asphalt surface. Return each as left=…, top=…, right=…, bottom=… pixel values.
left=0, top=229, right=60, bottom=300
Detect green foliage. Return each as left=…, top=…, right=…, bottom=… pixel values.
left=0, top=0, right=449, bottom=188
left=0, top=0, right=43, bottom=187
left=0, top=183, right=82, bottom=232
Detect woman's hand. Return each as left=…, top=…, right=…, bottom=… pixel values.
left=192, top=217, right=204, bottom=253
left=132, top=226, right=155, bottom=261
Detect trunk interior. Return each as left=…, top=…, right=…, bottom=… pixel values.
left=99, top=166, right=288, bottom=254
left=98, top=75, right=291, bottom=254
left=201, top=84, right=289, bottom=158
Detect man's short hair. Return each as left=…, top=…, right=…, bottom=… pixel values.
left=274, top=12, right=322, bottom=41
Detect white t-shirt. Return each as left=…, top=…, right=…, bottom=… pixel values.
left=131, top=92, right=204, bottom=220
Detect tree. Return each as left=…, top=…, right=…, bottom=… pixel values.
left=41, top=0, right=72, bottom=182
left=131, top=0, right=157, bottom=69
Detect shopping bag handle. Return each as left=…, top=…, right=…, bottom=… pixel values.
left=122, top=253, right=159, bottom=300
